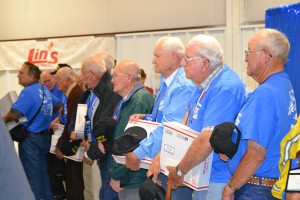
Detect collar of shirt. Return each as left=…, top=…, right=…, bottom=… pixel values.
left=199, top=64, right=224, bottom=91
left=163, top=67, right=179, bottom=87
left=123, top=82, right=144, bottom=102
left=65, top=82, right=77, bottom=97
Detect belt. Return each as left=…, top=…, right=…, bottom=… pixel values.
left=246, top=176, right=278, bottom=187
left=31, top=129, right=51, bottom=135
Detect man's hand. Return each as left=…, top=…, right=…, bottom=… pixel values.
left=50, top=117, right=60, bottom=131
left=166, top=165, right=184, bottom=189
left=219, top=153, right=229, bottom=161
left=125, top=152, right=140, bottom=171
left=147, top=153, right=161, bottom=184
left=70, top=131, right=76, bottom=140
left=54, top=147, right=64, bottom=159
left=222, top=184, right=235, bottom=200
left=98, top=141, right=105, bottom=154
left=80, top=140, right=90, bottom=149
left=110, top=178, right=123, bottom=192
left=129, top=114, right=146, bottom=123
left=286, top=192, right=300, bottom=200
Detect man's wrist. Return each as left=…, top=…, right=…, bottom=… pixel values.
left=227, top=181, right=239, bottom=192
left=176, top=165, right=186, bottom=177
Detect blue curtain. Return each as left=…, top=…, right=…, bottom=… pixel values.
left=266, top=3, right=300, bottom=114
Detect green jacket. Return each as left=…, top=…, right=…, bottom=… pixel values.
left=110, top=84, right=154, bottom=188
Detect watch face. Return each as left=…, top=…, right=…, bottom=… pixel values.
left=177, top=169, right=182, bottom=176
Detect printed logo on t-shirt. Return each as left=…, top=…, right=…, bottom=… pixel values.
left=288, top=90, right=296, bottom=116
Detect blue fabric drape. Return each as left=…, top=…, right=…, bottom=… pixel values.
left=265, top=3, right=300, bottom=114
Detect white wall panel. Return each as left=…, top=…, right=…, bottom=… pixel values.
left=115, top=25, right=266, bottom=92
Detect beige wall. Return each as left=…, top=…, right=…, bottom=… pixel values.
left=0, top=0, right=297, bottom=41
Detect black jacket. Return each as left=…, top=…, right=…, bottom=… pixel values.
left=69, top=71, right=121, bottom=170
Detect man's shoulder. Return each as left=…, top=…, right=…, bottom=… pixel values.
left=172, top=67, right=194, bottom=88
left=69, top=84, right=84, bottom=98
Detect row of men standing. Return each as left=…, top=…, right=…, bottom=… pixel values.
left=3, top=27, right=299, bottom=200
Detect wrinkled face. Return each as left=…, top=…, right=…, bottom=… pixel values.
left=244, top=36, right=265, bottom=79
left=181, top=44, right=208, bottom=85
left=152, top=42, right=174, bottom=78
left=80, top=65, right=97, bottom=90
left=55, top=71, right=69, bottom=93
left=111, top=65, right=130, bottom=97
left=40, top=72, right=56, bottom=90
left=17, top=64, right=34, bottom=87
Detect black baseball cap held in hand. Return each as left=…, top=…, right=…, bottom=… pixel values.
left=111, top=126, right=147, bottom=156
left=139, top=175, right=165, bottom=200
left=56, top=139, right=82, bottom=156
left=209, top=122, right=241, bottom=159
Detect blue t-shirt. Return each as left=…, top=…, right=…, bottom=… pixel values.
left=59, top=95, right=67, bottom=125
left=228, top=71, right=297, bottom=178
left=51, top=85, right=66, bottom=121
left=12, top=83, right=60, bottom=133
left=187, top=65, right=248, bottom=183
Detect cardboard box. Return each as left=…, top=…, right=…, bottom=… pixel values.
left=50, top=124, right=85, bottom=162
left=112, top=119, right=160, bottom=169
left=74, top=104, right=87, bottom=139
left=160, top=122, right=213, bottom=191
left=0, top=91, right=18, bottom=117
left=0, top=91, right=27, bottom=130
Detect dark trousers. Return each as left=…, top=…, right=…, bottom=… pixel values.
left=65, top=159, right=84, bottom=200
left=19, top=134, right=52, bottom=200
left=47, top=153, right=66, bottom=199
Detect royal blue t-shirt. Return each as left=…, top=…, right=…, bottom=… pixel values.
left=187, top=65, right=248, bottom=183
left=12, top=83, right=60, bottom=133
left=51, top=85, right=65, bottom=121
left=228, top=71, right=297, bottom=178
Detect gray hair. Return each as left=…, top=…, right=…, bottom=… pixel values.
left=82, top=56, right=107, bottom=74
left=94, top=52, right=115, bottom=71
left=188, top=34, right=224, bottom=68
left=57, top=67, right=76, bottom=82
left=255, top=29, right=290, bottom=63
left=117, top=60, right=141, bottom=81
left=156, top=36, right=185, bottom=58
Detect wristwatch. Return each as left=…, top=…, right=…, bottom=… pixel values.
left=176, top=165, right=185, bottom=177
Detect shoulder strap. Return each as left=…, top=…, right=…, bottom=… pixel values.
left=25, top=86, right=45, bottom=128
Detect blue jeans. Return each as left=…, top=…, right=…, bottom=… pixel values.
left=235, top=183, right=277, bottom=200
left=193, top=182, right=226, bottom=200
left=159, top=173, right=193, bottom=200
left=98, top=159, right=119, bottom=200
left=19, top=134, right=52, bottom=200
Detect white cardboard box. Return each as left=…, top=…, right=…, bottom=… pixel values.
left=112, top=119, right=160, bottom=169
left=0, top=91, right=18, bottom=117
left=161, top=122, right=213, bottom=191
left=74, top=104, right=87, bottom=140
left=50, top=124, right=85, bottom=162
left=0, top=91, right=27, bottom=130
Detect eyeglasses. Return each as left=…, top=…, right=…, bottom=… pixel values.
left=111, top=73, right=129, bottom=79
left=55, top=77, right=63, bottom=82
left=184, top=56, right=209, bottom=63
left=244, top=49, right=273, bottom=57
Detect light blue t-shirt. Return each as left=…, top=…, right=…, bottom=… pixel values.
left=134, top=67, right=196, bottom=159
left=228, top=71, right=297, bottom=178
left=187, top=65, right=248, bottom=183
left=12, top=82, right=60, bottom=133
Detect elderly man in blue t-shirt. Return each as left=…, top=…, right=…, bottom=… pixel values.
left=166, top=34, right=248, bottom=200
left=221, top=29, right=298, bottom=200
